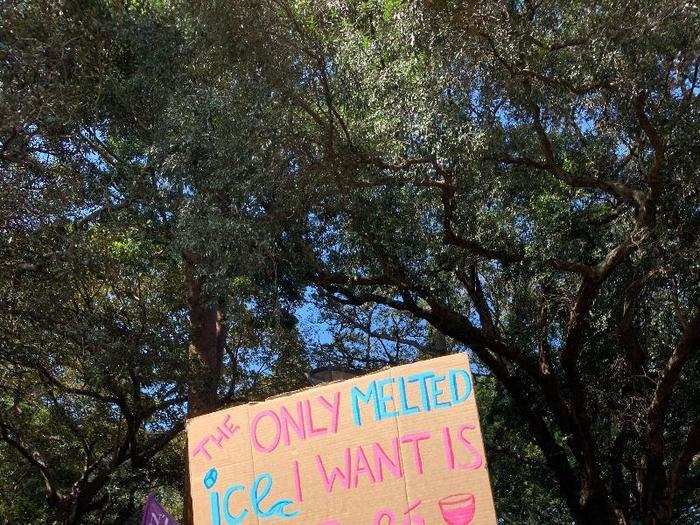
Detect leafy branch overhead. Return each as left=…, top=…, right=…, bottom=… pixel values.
left=0, top=1, right=698, bottom=524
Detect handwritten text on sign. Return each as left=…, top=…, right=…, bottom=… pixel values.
left=187, top=354, right=497, bottom=524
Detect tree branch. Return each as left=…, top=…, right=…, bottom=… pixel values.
left=642, top=310, right=700, bottom=512
left=0, top=419, right=60, bottom=504
left=635, top=91, right=665, bottom=202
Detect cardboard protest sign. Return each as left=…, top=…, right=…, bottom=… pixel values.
left=187, top=353, right=497, bottom=524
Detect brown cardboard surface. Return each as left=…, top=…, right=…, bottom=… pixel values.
left=187, top=354, right=497, bottom=525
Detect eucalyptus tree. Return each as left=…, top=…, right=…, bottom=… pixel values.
left=203, top=1, right=698, bottom=523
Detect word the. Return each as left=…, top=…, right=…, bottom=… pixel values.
left=351, top=368, right=472, bottom=426
left=191, top=414, right=239, bottom=460
left=204, top=468, right=299, bottom=524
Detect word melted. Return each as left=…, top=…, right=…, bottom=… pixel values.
left=351, top=368, right=472, bottom=426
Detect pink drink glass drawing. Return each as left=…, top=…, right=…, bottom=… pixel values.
left=438, top=493, right=476, bottom=525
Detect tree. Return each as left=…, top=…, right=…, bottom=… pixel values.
left=1, top=1, right=310, bottom=522
left=2, top=0, right=698, bottom=523
left=198, top=1, right=698, bottom=522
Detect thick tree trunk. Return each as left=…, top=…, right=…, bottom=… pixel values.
left=579, top=489, right=621, bottom=524
left=184, top=262, right=225, bottom=417
left=182, top=256, right=227, bottom=525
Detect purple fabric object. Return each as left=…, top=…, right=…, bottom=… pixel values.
left=141, top=493, right=179, bottom=525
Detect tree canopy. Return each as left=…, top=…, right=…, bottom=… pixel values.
left=1, top=1, right=698, bottom=524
